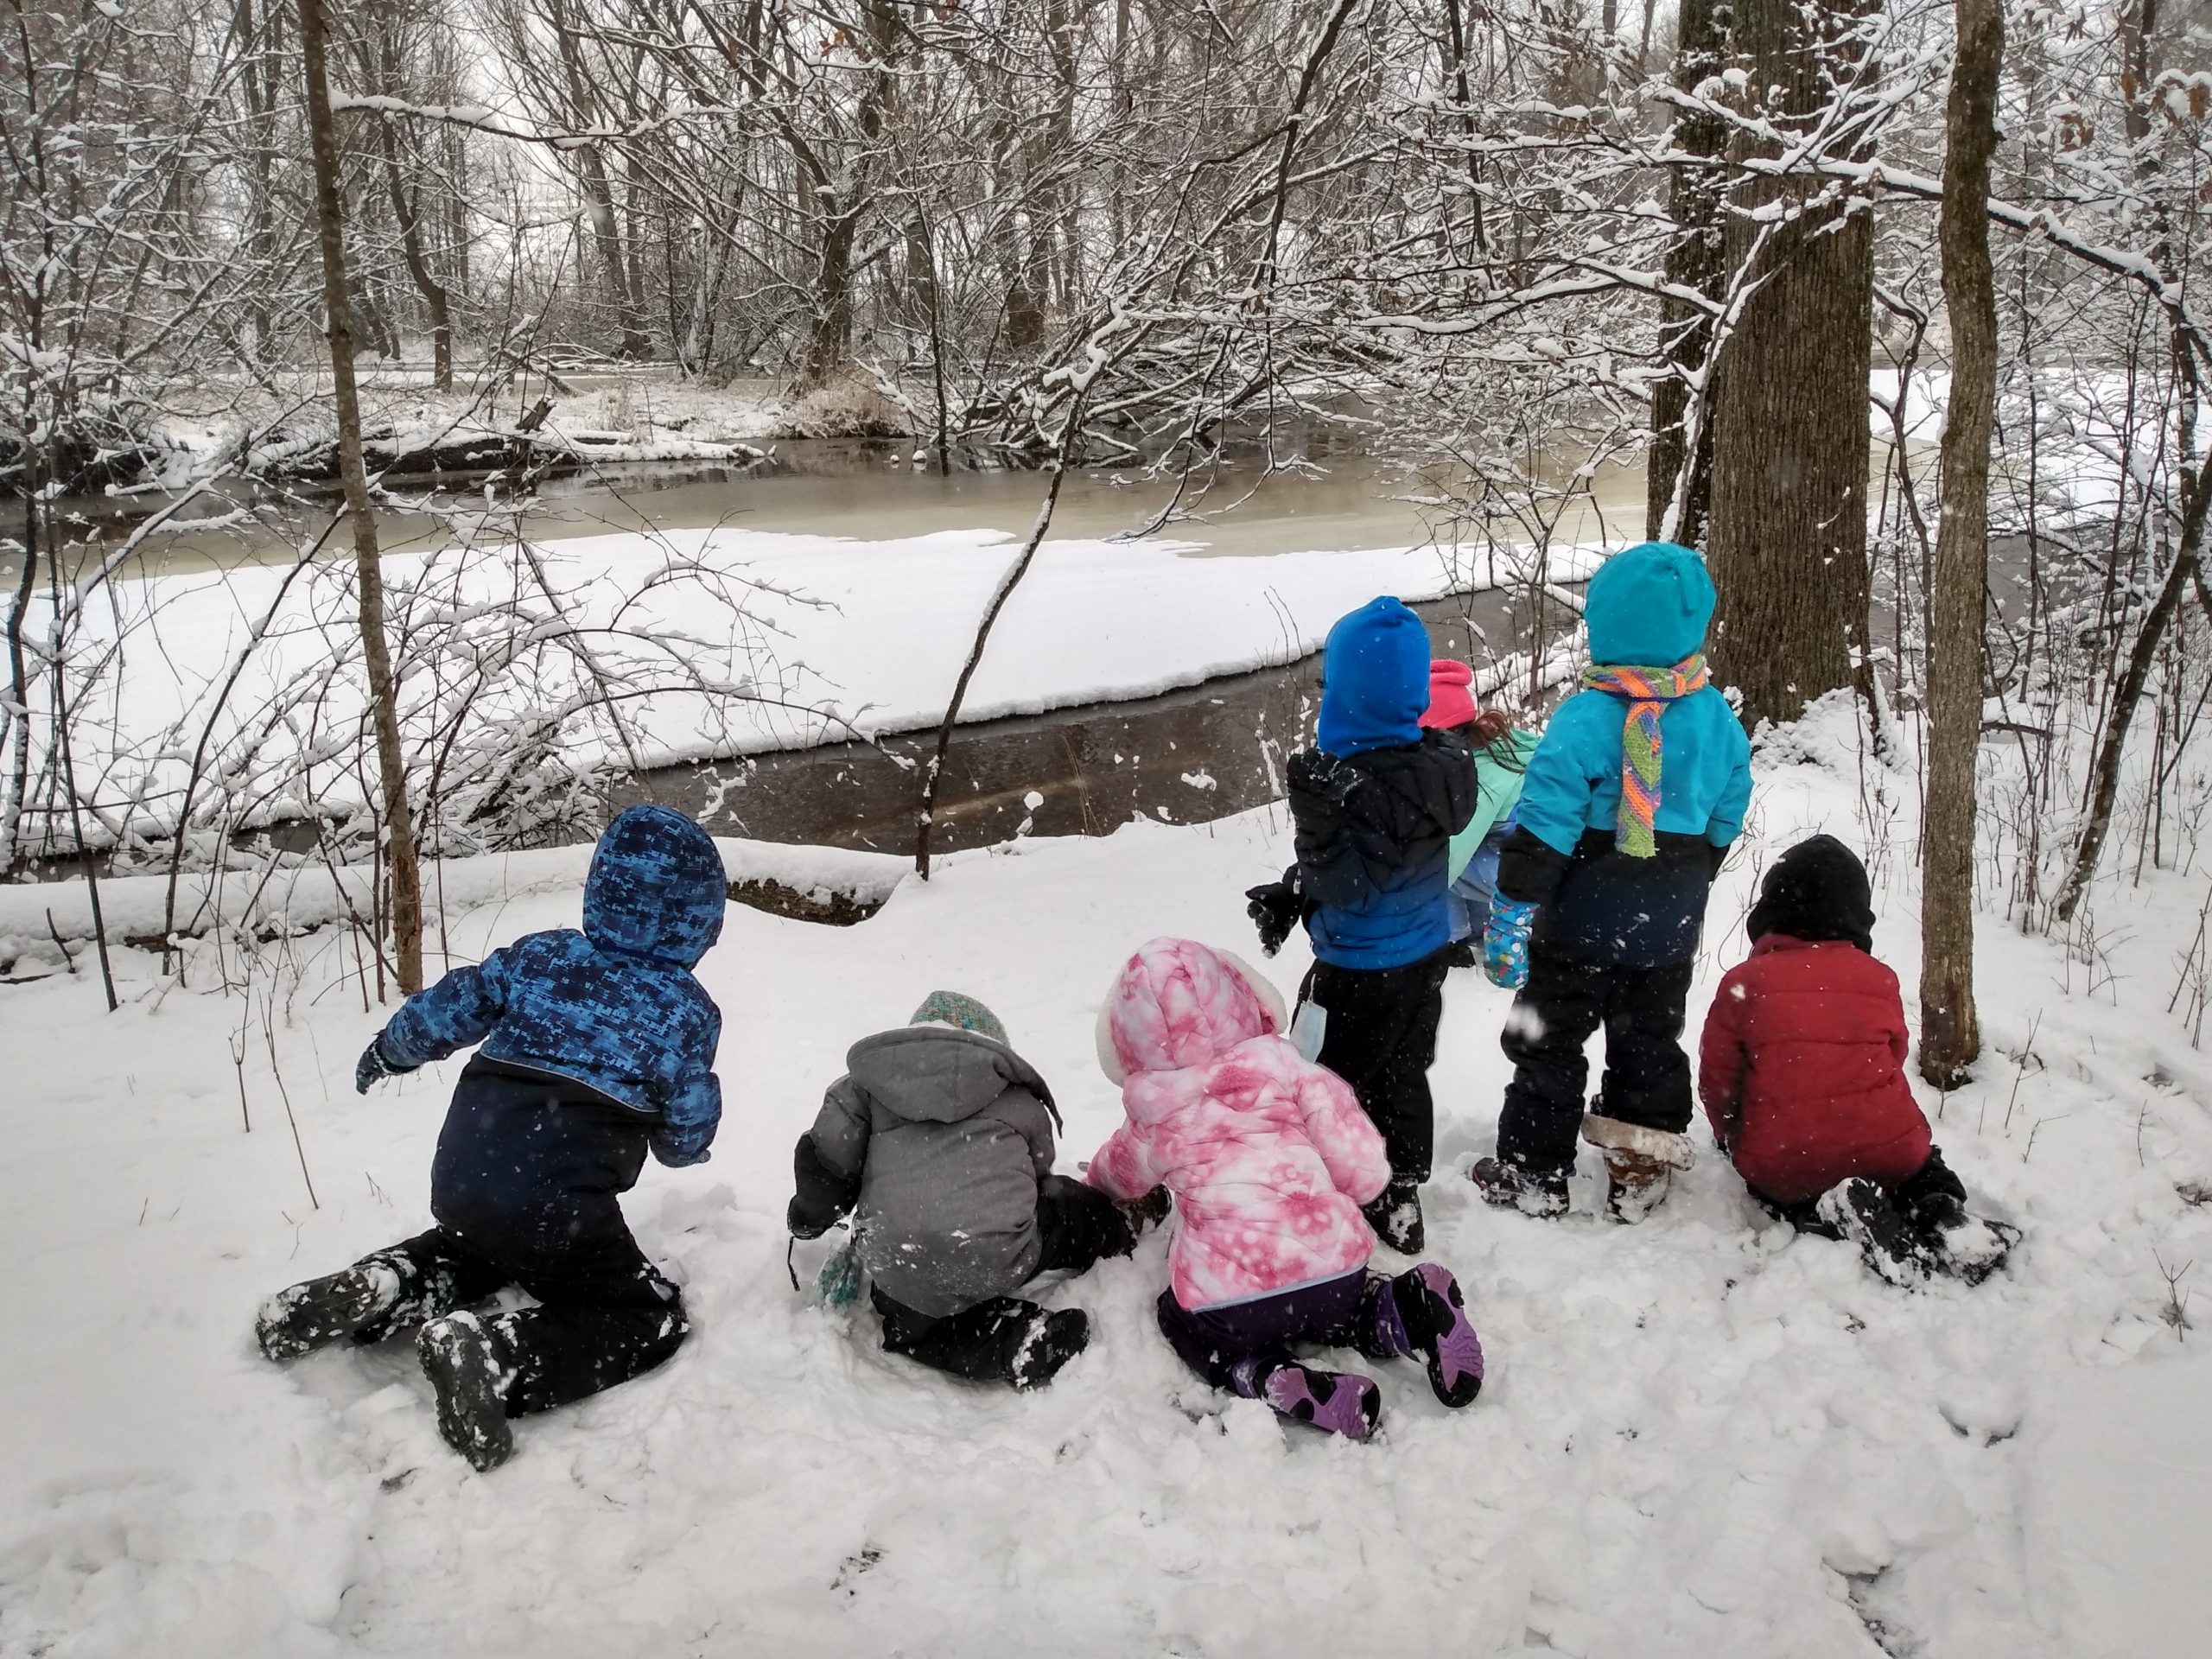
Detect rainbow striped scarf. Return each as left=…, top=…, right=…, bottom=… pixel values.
left=1580, top=656, right=1709, bottom=858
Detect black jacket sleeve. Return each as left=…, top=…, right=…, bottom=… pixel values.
left=1287, top=750, right=1376, bottom=907
left=788, top=1130, right=864, bottom=1238
left=1495, top=823, right=1573, bottom=909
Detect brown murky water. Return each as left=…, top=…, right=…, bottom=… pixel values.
left=36, top=442, right=1646, bottom=575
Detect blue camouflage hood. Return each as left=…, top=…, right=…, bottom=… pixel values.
left=583, top=804, right=727, bottom=966
left=1318, top=596, right=1431, bottom=756
left=1585, top=541, right=1716, bottom=665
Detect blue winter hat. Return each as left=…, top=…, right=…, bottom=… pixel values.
left=582, top=804, right=727, bottom=967
left=911, top=990, right=1008, bottom=1046
left=1584, top=541, right=1717, bottom=666
left=1317, top=596, right=1431, bottom=757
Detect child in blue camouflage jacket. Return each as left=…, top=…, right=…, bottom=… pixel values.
left=255, top=804, right=727, bottom=1471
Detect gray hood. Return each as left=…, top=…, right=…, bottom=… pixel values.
left=844, top=1026, right=1061, bottom=1129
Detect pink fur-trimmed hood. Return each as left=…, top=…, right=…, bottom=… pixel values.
left=1096, top=938, right=1288, bottom=1085
left=1087, top=939, right=1387, bottom=1311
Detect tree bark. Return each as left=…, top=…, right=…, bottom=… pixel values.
left=1919, top=0, right=2003, bottom=1085
left=1704, top=0, right=1874, bottom=724
left=1647, top=0, right=1725, bottom=545
left=301, top=0, right=424, bottom=996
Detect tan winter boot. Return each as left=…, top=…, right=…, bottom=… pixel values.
left=1580, top=1115, right=1695, bottom=1223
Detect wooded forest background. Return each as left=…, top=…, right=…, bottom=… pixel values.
left=5, top=0, right=2212, bottom=1081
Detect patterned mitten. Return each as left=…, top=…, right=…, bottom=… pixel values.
left=1481, top=897, right=1537, bottom=989
left=353, top=1034, right=410, bottom=1094
left=815, top=1235, right=865, bottom=1309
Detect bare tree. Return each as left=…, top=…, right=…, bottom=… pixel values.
left=300, top=0, right=423, bottom=995
left=1919, top=0, right=2002, bottom=1084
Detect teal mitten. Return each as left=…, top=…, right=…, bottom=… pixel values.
left=815, top=1235, right=865, bottom=1309
left=1482, top=897, right=1538, bottom=990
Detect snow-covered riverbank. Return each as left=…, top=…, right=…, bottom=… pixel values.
left=39, top=525, right=1595, bottom=854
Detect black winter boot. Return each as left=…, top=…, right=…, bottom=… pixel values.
left=256, top=1263, right=404, bottom=1361
left=1363, top=1177, right=1425, bottom=1254
left=1912, top=1194, right=2020, bottom=1286
left=1009, top=1308, right=1090, bottom=1391
left=1816, top=1178, right=1936, bottom=1288
left=417, top=1312, right=517, bottom=1471
left=1470, top=1156, right=1569, bottom=1219
left=1117, top=1184, right=1173, bottom=1237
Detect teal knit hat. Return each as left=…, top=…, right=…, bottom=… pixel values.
left=910, top=990, right=1007, bottom=1046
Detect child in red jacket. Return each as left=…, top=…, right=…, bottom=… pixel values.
left=1698, top=836, right=2013, bottom=1285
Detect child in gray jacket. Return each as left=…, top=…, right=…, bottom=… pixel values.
left=786, top=991, right=1141, bottom=1389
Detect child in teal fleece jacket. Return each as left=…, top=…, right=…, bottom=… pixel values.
left=1471, top=541, right=1751, bottom=1222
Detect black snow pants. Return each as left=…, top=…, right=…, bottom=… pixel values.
left=351, top=1220, right=688, bottom=1416
left=872, top=1175, right=1133, bottom=1383
left=1306, top=950, right=1452, bottom=1184
left=1495, top=944, right=1696, bottom=1182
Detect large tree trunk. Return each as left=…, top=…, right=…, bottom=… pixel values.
left=1919, top=0, right=2003, bottom=1085
left=1704, top=0, right=1873, bottom=722
left=301, top=0, right=424, bottom=996
left=1646, top=0, right=1726, bottom=545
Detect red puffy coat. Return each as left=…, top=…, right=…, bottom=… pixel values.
left=1697, top=934, right=1932, bottom=1205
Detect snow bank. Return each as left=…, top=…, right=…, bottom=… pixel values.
left=0, top=836, right=908, bottom=971
left=4, top=702, right=2206, bottom=1656
left=44, top=526, right=1595, bottom=846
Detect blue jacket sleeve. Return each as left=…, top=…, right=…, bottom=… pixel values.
left=377, top=949, right=514, bottom=1070
left=1513, top=698, right=1608, bottom=858
left=1707, top=719, right=1753, bottom=846
left=651, top=1006, right=723, bottom=1167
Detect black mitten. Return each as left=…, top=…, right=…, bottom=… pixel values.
left=1246, top=880, right=1302, bottom=957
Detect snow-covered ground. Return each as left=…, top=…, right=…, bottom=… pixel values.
left=3, top=702, right=2210, bottom=1658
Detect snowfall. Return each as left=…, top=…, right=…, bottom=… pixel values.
left=3, top=685, right=2211, bottom=1656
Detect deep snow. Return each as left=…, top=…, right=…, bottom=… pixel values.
left=3, top=700, right=2210, bottom=1657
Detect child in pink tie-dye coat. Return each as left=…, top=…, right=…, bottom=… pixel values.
left=1088, top=938, right=1485, bottom=1439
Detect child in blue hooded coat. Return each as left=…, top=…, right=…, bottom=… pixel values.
left=1246, top=596, right=1476, bottom=1252
left=254, top=804, right=727, bottom=1470
left=1471, top=543, right=1751, bottom=1221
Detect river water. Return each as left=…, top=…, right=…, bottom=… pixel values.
left=607, top=589, right=1561, bottom=862
left=41, top=439, right=1645, bottom=572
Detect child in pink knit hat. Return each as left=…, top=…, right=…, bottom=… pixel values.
left=1088, top=938, right=1485, bottom=1440
left=1421, top=661, right=1538, bottom=963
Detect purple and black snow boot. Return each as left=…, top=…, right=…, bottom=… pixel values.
left=1248, top=1360, right=1381, bottom=1440
left=417, top=1311, right=517, bottom=1471
left=1380, top=1264, right=1485, bottom=1408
